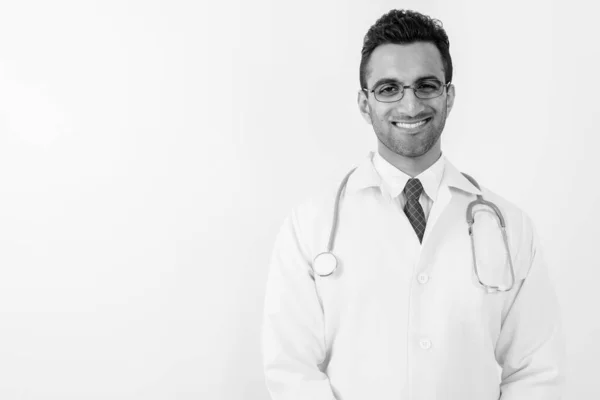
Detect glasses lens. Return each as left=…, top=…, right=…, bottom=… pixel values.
left=372, top=81, right=446, bottom=102
left=414, top=81, right=444, bottom=99
left=373, top=83, right=403, bottom=103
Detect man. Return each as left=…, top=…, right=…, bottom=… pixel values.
left=262, top=9, right=565, bottom=400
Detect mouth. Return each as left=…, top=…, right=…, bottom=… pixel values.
left=391, top=117, right=431, bottom=130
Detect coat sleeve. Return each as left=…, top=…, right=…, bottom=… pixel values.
left=495, top=213, right=567, bottom=399
left=262, top=209, right=337, bottom=400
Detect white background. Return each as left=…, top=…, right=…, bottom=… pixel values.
left=0, top=0, right=597, bottom=399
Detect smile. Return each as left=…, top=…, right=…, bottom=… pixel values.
left=391, top=118, right=431, bottom=129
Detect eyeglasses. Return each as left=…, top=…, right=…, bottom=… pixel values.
left=363, top=80, right=451, bottom=103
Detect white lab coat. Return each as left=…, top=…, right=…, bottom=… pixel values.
left=262, top=152, right=565, bottom=400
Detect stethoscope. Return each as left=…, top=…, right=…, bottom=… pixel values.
left=312, top=168, right=517, bottom=293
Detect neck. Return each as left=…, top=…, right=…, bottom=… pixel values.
left=377, top=141, right=442, bottom=177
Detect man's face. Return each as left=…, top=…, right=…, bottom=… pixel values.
left=358, top=42, right=455, bottom=159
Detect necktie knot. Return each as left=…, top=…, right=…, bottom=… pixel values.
left=404, top=178, right=424, bottom=201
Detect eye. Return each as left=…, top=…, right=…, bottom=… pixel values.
left=375, top=83, right=400, bottom=97
left=416, top=81, right=442, bottom=93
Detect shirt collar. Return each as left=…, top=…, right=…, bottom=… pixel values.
left=373, top=151, right=445, bottom=201
left=345, top=151, right=482, bottom=197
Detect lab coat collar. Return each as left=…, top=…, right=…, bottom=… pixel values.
left=443, top=159, right=483, bottom=196
left=345, top=151, right=482, bottom=196
left=344, top=152, right=382, bottom=194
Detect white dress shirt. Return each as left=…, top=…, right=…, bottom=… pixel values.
left=372, top=151, right=445, bottom=222
left=262, top=152, right=565, bottom=400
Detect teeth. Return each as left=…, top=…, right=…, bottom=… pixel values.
left=393, top=119, right=427, bottom=129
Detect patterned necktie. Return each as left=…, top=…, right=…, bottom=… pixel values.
left=403, top=178, right=426, bottom=243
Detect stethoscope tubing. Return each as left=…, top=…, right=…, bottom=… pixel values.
left=314, top=167, right=516, bottom=293
left=325, top=167, right=358, bottom=253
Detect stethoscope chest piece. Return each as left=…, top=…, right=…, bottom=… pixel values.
left=313, top=252, right=338, bottom=277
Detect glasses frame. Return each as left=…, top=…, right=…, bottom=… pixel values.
left=362, top=81, right=452, bottom=103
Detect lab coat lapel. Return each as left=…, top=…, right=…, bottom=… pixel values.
left=421, top=158, right=482, bottom=248
left=421, top=185, right=473, bottom=258
left=422, top=183, right=452, bottom=245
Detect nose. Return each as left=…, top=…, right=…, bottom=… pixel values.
left=396, top=87, right=425, bottom=117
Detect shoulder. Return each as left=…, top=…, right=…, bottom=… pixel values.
left=289, top=172, right=347, bottom=230
left=287, top=156, right=372, bottom=228
left=474, top=181, right=539, bottom=276
left=450, top=160, right=533, bottom=234
left=271, top=170, right=352, bottom=260
left=476, top=184, right=533, bottom=229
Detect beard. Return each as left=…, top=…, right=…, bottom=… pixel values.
left=370, top=102, right=448, bottom=158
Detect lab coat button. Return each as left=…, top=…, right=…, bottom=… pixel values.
left=417, top=273, right=429, bottom=284
left=419, top=339, right=432, bottom=350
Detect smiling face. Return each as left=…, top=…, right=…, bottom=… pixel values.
left=358, top=42, right=455, bottom=172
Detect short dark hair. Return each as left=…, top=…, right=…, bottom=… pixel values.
left=359, top=9, right=452, bottom=90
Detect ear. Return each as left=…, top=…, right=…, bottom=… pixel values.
left=357, top=90, right=373, bottom=125
left=446, top=83, right=456, bottom=114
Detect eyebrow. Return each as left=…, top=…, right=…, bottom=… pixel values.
left=369, top=75, right=443, bottom=90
